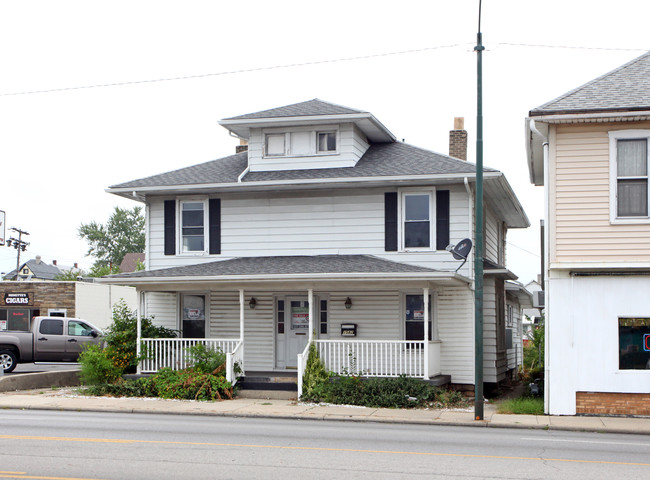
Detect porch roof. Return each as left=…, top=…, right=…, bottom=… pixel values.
left=98, top=254, right=469, bottom=289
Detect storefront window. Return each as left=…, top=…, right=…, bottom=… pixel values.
left=619, top=318, right=650, bottom=370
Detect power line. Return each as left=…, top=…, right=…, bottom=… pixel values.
left=0, top=43, right=465, bottom=97
left=1, top=42, right=647, bottom=98
left=506, top=241, right=540, bottom=258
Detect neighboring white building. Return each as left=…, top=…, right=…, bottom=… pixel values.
left=526, top=53, right=650, bottom=415
left=102, top=99, right=529, bottom=394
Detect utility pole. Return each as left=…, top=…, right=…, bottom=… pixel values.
left=474, top=0, right=485, bottom=421
left=6, top=227, right=30, bottom=280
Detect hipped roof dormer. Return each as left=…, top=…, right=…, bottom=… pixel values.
left=219, top=99, right=396, bottom=143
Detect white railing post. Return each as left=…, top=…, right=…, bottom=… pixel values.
left=423, top=287, right=430, bottom=379
left=308, top=288, right=314, bottom=343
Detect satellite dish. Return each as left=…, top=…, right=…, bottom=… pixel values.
left=451, top=238, right=473, bottom=260
left=449, top=238, right=473, bottom=272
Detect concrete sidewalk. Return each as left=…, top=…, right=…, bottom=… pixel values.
left=1, top=371, right=649, bottom=435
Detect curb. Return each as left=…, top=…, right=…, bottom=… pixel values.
left=0, top=370, right=80, bottom=393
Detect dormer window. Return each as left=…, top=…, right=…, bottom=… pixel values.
left=263, top=128, right=338, bottom=158
left=265, top=134, right=286, bottom=157
left=317, top=132, right=337, bottom=153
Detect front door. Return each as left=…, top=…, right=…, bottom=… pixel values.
left=182, top=294, right=206, bottom=338
left=285, top=297, right=310, bottom=368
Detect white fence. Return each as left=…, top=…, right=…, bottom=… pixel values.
left=315, top=340, right=427, bottom=378
left=139, top=338, right=240, bottom=382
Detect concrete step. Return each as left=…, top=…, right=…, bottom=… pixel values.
left=235, top=389, right=298, bottom=400
left=238, top=372, right=298, bottom=392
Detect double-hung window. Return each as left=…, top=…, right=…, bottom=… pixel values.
left=610, top=130, right=650, bottom=221
left=402, top=192, right=433, bottom=249
left=181, top=201, right=206, bottom=253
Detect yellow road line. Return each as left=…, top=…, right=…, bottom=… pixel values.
left=0, top=474, right=26, bottom=476
left=0, top=475, right=103, bottom=480
left=1, top=434, right=649, bottom=467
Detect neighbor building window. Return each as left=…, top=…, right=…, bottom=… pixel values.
left=402, top=193, right=432, bottom=248
left=619, top=317, right=650, bottom=370
left=181, top=201, right=205, bottom=253
left=609, top=130, right=650, bottom=221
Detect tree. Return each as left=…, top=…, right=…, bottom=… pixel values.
left=78, top=206, right=145, bottom=270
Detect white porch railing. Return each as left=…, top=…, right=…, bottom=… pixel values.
left=315, top=340, right=429, bottom=378
left=226, top=340, right=244, bottom=384
left=139, top=338, right=240, bottom=380
left=296, top=340, right=312, bottom=399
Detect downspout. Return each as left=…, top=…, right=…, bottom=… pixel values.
left=233, top=131, right=250, bottom=183
left=529, top=119, right=550, bottom=414
left=464, top=177, right=474, bottom=284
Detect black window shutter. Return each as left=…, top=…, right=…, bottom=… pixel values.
left=209, top=198, right=221, bottom=255
left=436, top=190, right=450, bottom=250
left=164, top=200, right=176, bottom=256
left=384, top=192, right=398, bottom=251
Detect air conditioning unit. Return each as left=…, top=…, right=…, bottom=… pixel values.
left=532, top=290, right=545, bottom=309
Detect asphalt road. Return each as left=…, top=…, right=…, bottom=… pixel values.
left=1, top=410, right=649, bottom=479
left=7, top=362, right=80, bottom=374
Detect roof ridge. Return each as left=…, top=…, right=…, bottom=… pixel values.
left=531, top=51, right=650, bottom=113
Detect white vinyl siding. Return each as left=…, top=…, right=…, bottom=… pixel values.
left=552, top=123, right=650, bottom=264
left=145, top=292, right=178, bottom=332
left=147, top=185, right=472, bottom=275
left=437, top=286, right=474, bottom=384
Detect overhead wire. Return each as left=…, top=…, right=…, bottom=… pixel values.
left=1, top=42, right=647, bottom=98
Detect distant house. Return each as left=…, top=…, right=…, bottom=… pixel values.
left=119, top=253, right=146, bottom=273
left=3, top=256, right=62, bottom=281
left=101, top=99, right=530, bottom=395
left=526, top=52, right=650, bottom=415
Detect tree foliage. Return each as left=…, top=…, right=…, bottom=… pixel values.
left=78, top=206, right=145, bottom=270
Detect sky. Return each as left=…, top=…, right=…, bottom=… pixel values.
left=1, top=0, right=649, bottom=284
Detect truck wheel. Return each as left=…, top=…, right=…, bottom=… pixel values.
left=0, top=350, right=17, bottom=373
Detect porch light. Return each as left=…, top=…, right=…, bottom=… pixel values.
left=249, top=297, right=257, bottom=309
left=344, top=297, right=352, bottom=309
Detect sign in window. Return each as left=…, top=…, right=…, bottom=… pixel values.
left=619, top=318, right=650, bottom=370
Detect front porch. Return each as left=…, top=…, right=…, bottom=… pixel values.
left=104, top=254, right=473, bottom=396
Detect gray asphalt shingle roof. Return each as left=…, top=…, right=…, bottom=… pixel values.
left=3, top=259, right=62, bottom=280
left=223, top=99, right=365, bottom=120
left=530, top=51, right=650, bottom=116
left=110, top=142, right=491, bottom=189
left=109, top=254, right=438, bottom=279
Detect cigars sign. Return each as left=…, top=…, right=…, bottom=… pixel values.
left=2, top=293, right=33, bottom=306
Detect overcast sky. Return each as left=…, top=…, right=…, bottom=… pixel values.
left=1, top=1, right=649, bottom=283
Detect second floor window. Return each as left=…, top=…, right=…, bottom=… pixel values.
left=181, top=201, right=205, bottom=252
left=403, top=193, right=431, bottom=248
left=617, top=138, right=648, bottom=217
left=264, top=130, right=338, bottom=157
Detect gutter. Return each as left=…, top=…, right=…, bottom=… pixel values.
left=106, top=171, right=504, bottom=196
left=529, top=118, right=550, bottom=415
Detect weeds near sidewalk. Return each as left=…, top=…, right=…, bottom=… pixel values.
left=496, top=396, right=544, bottom=415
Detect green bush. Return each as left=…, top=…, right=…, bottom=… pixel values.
left=301, top=344, right=330, bottom=400
left=147, top=368, right=234, bottom=401
left=303, top=373, right=468, bottom=409
left=185, top=343, right=227, bottom=375
left=78, top=344, right=123, bottom=385
left=104, top=300, right=178, bottom=373
left=84, top=377, right=154, bottom=397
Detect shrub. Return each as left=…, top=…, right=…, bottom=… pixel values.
left=104, top=300, right=178, bottom=373
left=147, top=368, right=234, bottom=401
left=185, top=343, right=227, bottom=375
left=304, top=373, right=469, bottom=409
left=301, top=344, right=330, bottom=401
left=78, top=344, right=123, bottom=385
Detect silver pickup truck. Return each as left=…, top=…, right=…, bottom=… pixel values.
left=0, top=316, right=103, bottom=373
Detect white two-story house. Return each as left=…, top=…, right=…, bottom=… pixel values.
left=526, top=52, right=650, bottom=415
left=103, top=99, right=528, bottom=395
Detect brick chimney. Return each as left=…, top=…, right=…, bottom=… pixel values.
left=236, top=139, right=248, bottom=154
left=53, top=260, right=57, bottom=266
left=449, top=117, right=467, bottom=160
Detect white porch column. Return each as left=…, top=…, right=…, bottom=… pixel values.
left=136, top=290, right=143, bottom=375
left=308, top=288, right=314, bottom=343
left=239, top=289, right=245, bottom=342
left=423, top=287, right=430, bottom=379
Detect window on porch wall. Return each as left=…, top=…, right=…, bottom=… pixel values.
left=182, top=294, right=206, bottom=339
left=405, top=294, right=433, bottom=342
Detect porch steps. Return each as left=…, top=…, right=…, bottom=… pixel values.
left=236, top=371, right=298, bottom=400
